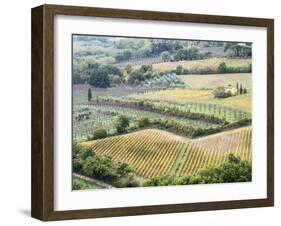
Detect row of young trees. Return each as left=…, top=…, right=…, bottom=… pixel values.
left=94, top=97, right=230, bottom=124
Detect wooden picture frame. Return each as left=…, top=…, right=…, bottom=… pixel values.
left=31, top=4, right=274, bottom=221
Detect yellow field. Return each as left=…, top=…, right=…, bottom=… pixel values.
left=181, top=73, right=252, bottom=89
left=151, top=57, right=251, bottom=72
left=82, top=127, right=252, bottom=178
left=129, top=88, right=252, bottom=113
left=82, top=129, right=185, bottom=178
left=177, top=126, right=252, bottom=176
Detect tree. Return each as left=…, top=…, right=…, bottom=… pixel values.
left=240, top=84, right=243, bottom=94
left=124, top=64, right=133, bottom=74
left=175, top=65, right=183, bottom=75
left=224, top=42, right=252, bottom=57
left=88, top=68, right=110, bottom=88
left=99, top=64, right=121, bottom=76
left=160, top=51, right=171, bottom=62
left=236, top=82, right=239, bottom=94
left=243, top=88, right=247, bottom=94
left=218, top=62, right=227, bottom=73
left=213, top=86, right=232, bottom=98
left=113, top=115, right=130, bottom=133
left=138, top=117, right=150, bottom=127
left=87, top=88, right=92, bottom=102
left=174, top=47, right=200, bottom=61
left=92, top=128, right=107, bottom=140
left=194, top=154, right=251, bottom=183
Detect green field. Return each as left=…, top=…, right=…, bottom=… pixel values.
left=181, top=73, right=252, bottom=89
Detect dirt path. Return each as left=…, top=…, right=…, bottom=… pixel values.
left=73, top=173, right=115, bottom=189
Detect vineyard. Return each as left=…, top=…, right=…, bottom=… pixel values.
left=73, top=104, right=217, bottom=139
left=82, top=129, right=185, bottom=178
left=82, top=127, right=252, bottom=179
left=129, top=88, right=252, bottom=113
left=144, top=73, right=184, bottom=87
left=176, top=126, right=252, bottom=176
left=72, top=35, right=253, bottom=189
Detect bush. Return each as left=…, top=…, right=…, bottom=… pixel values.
left=217, top=62, right=227, bottom=73
left=144, top=154, right=251, bottom=186
left=213, top=86, right=232, bottom=98
left=113, top=115, right=130, bottom=133
left=160, top=51, right=171, bottom=62
left=92, top=128, right=107, bottom=140
left=175, top=65, right=183, bottom=75
left=73, top=146, right=141, bottom=188
left=138, top=117, right=150, bottom=127
left=88, top=67, right=110, bottom=88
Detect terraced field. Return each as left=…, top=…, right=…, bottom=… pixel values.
left=82, top=127, right=252, bottom=179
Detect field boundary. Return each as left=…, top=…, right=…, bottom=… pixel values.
left=170, top=142, right=191, bottom=175
left=73, top=173, right=115, bottom=189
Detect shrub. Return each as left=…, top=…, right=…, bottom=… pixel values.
left=113, top=115, right=130, bottom=133
left=217, top=62, right=227, bottom=73
left=213, top=86, right=232, bottom=98
left=160, top=51, right=171, bottom=62
left=73, top=146, right=141, bottom=188
left=138, top=117, right=150, bottom=128
left=92, top=128, right=107, bottom=140
left=144, top=154, right=251, bottom=186
left=175, top=65, right=183, bottom=75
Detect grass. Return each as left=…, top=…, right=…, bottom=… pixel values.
left=73, top=85, right=138, bottom=105
left=151, top=57, right=251, bottom=72
left=181, top=73, right=252, bottom=89
left=72, top=176, right=101, bottom=190
left=129, top=88, right=252, bottom=113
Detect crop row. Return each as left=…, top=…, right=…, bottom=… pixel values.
left=83, top=129, right=185, bottom=178
left=177, top=127, right=252, bottom=176
left=73, top=104, right=217, bottom=139
left=94, top=96, right=249, bottom=123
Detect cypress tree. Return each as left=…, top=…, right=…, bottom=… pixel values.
left=239, top=84, right=243, bottom=95
left=88, top=88, right=92, bottom=102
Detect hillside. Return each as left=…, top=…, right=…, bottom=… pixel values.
left=150, top=57, right=251, bottom=72
left=129, top=87, right=252, bottom=113
left=82, top=127, right=251, bottom=178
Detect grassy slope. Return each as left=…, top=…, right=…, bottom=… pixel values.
left=81, top=127, right=251, bottom=178
left=151, top=57, right=251, bottom=72
left=181, top=73, right=252, bottom=89
left=129, top=88, right=252, bottom=113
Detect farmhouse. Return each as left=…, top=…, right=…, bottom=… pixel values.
left=225, top=86, right=237, bottom=95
